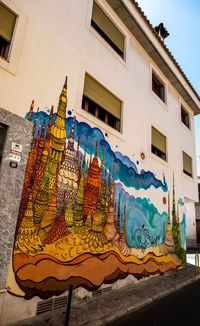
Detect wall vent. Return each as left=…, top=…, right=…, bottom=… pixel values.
left=54, top=296, right=68, bottom=310
left=36, top=296, right=68, bottom=315
left=36, top=299, right=53, bottom=315
left=92, top=286, right=112, bottom=298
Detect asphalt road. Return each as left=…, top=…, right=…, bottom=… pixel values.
left=107, top=278, right=200, bottom=326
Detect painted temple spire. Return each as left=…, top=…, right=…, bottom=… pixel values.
left=117, top=193, right=121, bottom=233
left=74, top=161, right=85, bottom=230
left=34, top=77, right=68, bottom=225
left=123, top=204, right=126, bottom=241
left=105, top=166, right=111, bottom=218
left=75, top=136, right=80, bottom=177
left=16, top=107, right=40, bottom=231
left=89, top=146, right=92, bottom=168
left=172, top=173, right=176, bottom=219
left=83, top=141, right=100, bottom=220
left=167, top=191, right=171, bottom=231
left=15, top=185, right=44, bottom=254
left=84, top=159, right=89, bottom=196
left=65, top=184, right=74, bottom=227
left=104, top=161, right=119, bottom=242
left=78, top=156, right=83, bottom=184
left=92, top=197, right=103, bottom=233
left=39, top=164, right=60, bottom=241
left=28, top=100, right=34, bottom=122
left=32, top=107, right=54, bottom=204
left=45, top=191, right=70, bottom=244
left=57, top=115, right=78, bottom=215
left=48, top=77, right=67, bottom=187
left=101, top=170, right=107, bottom=227
left=165, top=191, right=175, bottom=253
left=32, top=121, right=46, bottom=200
left=177, top=203, right=181, bottom=245
left=33, top=107, right=39, bottom=138
left=172, top=173, right=178, bottom=239
left=85, top=204, right=92, bottom=228
left=99, top=150, right=104, bottom=199
left=43, top=105, right=54, bottom=157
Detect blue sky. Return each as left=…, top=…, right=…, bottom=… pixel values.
left=137, top=0, right=200, bottom=175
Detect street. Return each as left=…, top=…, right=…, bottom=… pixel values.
left=108, top=277, right=200, bottom=326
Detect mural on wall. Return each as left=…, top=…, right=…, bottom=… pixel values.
left=8, top=77, right=186, bottom=299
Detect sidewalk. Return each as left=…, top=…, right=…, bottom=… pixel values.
left=10, top=262, right=200, bottom=326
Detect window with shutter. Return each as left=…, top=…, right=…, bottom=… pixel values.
left=152, top=72, right=165, bottom=103
left=82, top=73, right=122, bottom=132
left=181, top=106, right=190, bottom=129
left=91, top=1, right=124, bottom=59
left=183, top=151, right=192, bottom=177
left=151, top=126, right=167, bottom=161
left=0, top=3, right=16, bottom=60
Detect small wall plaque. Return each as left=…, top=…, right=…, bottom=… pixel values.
left=9, top=161, right=18, bottom=168
left=9, top=142, right=22, bottom=162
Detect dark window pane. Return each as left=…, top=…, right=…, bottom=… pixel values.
left=181, top=107, right=190, bottom=129
left=0, top=36, right=10, bottom=60
left=88, top=100, right=96, bottom=116
left=152, top=73, right=165, bottom=102
left=183, top=169, right=192, bottom=177
left=0, top=122, right=8, bottom=165
left=82, top=95, right=121, bottom=132
left=98, top=107, right=105, bottom=122
left=151, top=144, right=166, bottom=161
left=91, top=20, right=124, bottom=58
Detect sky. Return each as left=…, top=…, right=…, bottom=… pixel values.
left=136, top=0, right=200, bottom=175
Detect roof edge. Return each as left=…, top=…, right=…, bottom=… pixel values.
left=105, top=0, right=200, bottom=115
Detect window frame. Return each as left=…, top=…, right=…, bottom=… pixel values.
left=152, top=71, right=166, bottom=103
left=0, top=1, right=27, bottom=75
left=181, top=105, right=190, bottom=130
left=81, top=73, right=122, bottom=133
left=182, top=151, right=193, bottom=178
left=90, top=1, right=125, bottom=60
left=0, top=1, right=17, bottom=61
left=151, top=126, right=167, bottom=162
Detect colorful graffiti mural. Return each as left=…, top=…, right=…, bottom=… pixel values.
left=8, top=77, right=186, bottom=299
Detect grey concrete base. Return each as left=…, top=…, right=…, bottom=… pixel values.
left=0, top=108, right=32, bottom=289
left=187, top=238, right=197, bottom=248
left=9, top=264, right=200, bottom=326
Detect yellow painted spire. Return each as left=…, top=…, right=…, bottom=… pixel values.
left=51, top=76, right=67, bottom=138
left=166, top=192, right=171, bottom=232
left=50, top=77, right=67, bottom=165
left=75, top=136, right=80, bottom=176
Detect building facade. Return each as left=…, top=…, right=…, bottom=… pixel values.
left=0, top=0, right=200, bottom=325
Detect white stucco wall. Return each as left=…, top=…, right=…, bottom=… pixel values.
left=0, top=0, right=198, bottom=197
left=0, top=0, right=199, bottom=324
left=185, top=200, right=197, bottom=247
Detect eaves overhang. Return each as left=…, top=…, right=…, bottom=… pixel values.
left=106, top=0, right=200, bottom=115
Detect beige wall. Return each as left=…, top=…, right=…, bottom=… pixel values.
left=0, top=0, right=199, bottom=324
left=0, top=0, right=198, bottom=201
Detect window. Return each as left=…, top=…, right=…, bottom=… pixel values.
left=91, top=1, right=124, bottom=58
left=152, top=72, right=165, bottom=103
left=183, top=151, right=192, bottom=177
left=0, top=122, right=8, bottom=165
left=82, top=73, right=121, bottom=132
left=198, top=183, right=200, bottom=201
left=151, top=127, right=166, bottom=161
left=181, top=106, right=190, bottom=129
left=0, top=3, right=16, bottom=60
